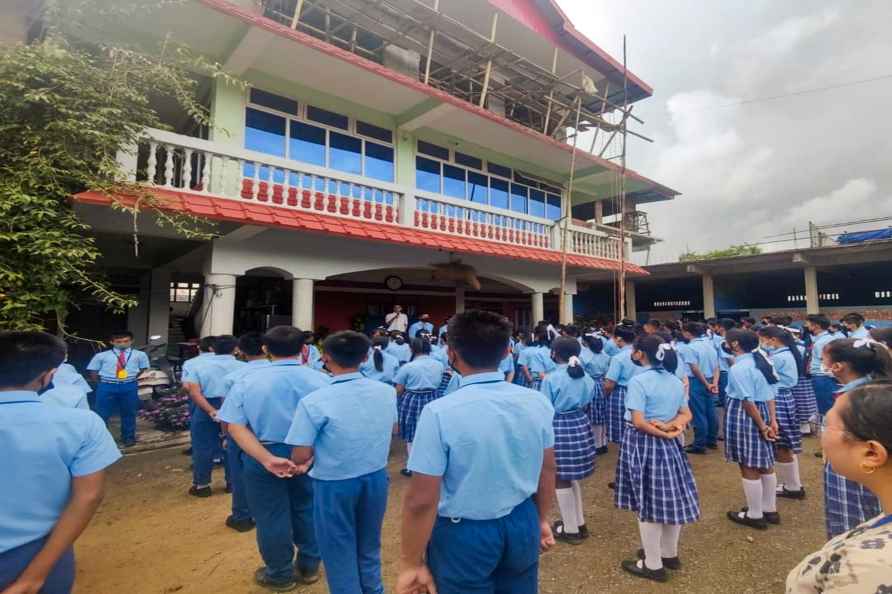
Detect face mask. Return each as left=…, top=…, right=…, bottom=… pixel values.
left=631, top=358, right=643, bottom=367
left=721, top=343, right=734, bottom=355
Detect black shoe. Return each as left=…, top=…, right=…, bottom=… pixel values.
left=814, top=451, right=824, bottom=459
left=621, top=559, right=668, bottom=582
left=400, top=468, right=413, bottom=477
left=637, top=548, right=681, bottom=570
left=225, top=516, right=255, bottom=532
left=726, top=509, right=768, bottom=530
left=685, top=446, right=707, bottom=455
left=552, top=521, right=587, bottom=545
left=777, top=486, right=806, bottom=500
left=608, top=481, right=616, bottom=490
left=706, top=443, right=718, bottom=450
left=188, top=485, right=212, bottom=498
left=122, top=440, right=137, bottom=448
left=595, top=446, right=609, bottom=455
left=742, top=506, right=780, bottom=525
left=253, top=567, right=297, bottom=592
left=579, top=524, right=589, bottom=538
left=294, top=565, right=321, bottom=585
left=182, top=447, right=192, bottom=456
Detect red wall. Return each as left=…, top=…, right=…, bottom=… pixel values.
left=314, top=291, right=456, bottom=333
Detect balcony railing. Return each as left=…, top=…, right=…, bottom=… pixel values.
left=119, top=129, right=626, bottom=261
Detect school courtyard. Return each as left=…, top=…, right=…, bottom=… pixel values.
left=75, top=441, right=825, bottom=594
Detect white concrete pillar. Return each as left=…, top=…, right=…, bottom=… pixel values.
left=455, top=287, right=466, bottom=314
left=702, top=273, right=716, bottom=319
left=594, top=201, right=604, bottom=224
left=292, top=278, right=315, bottom=331
left=804, top=266, right=819, bottom=315
left=531, top=292, right=544, bottom=325
left=148, top=268, right=171, bottom=343
left=200, top=273, right=237, bottom=337
left=624, top=279, right=637, bottom=321
left=560, top=293, right=574, bottom=325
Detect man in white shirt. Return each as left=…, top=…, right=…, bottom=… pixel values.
left=385, top=305, right=408, bottom=333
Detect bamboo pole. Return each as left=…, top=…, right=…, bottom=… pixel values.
left=618, top=35, right=629, bottom=320
left=478, top=12, right=499, bottom=107
left=558, top=95, right=583, bottom=325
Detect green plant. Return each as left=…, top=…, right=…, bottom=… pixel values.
left=679, top=243, right=762, bottom=262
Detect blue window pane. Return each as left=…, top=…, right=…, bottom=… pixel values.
left=529, top=189, right=546, bottom=218
left=468, top=171, right=488, bottom=204
left=418, top=140, right=450, bottom=160
left=488, top=162, right=512, bottom=178
left=416, top=156, right=441, bottom=193
left=443, top=164, right=466, bottom=199
left=245, top=108, right=286, bottom=157
left=510, top=184, right=528, bottom=214
left=289, top=121, right=325, bottom=166
left=249, top=88, right=298, bottom=115
left=307, top=105, right=349, bottom=130
left=547, top=193, right=562, bottom=220
left=455, top=151, right=483, bottom=170
left=490, top=177, right=509, bottom=210
left=356, top=120, right=393, bottom=143
left=329, top=132, right=362, bottom=174
left=364, top=141, right=394, bottom=182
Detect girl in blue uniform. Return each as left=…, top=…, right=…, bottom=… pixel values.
left=582, top=334, right=610, bottom=454
left=604, top=326, right=639, bottom=446
left=759, top=326, right=806, bottom=499
left=723, top=329, right=780, bottom=530
left=821, top=338, right=892, bottom=537
left=615, top=335, right=698, bottom=583
left=394, top=337, right=444, bottom=477
left=789, top=327, right=818, bottom=435
left=360, top=336, right=399, bottom=384
left=520, top=330, right=554, bottom=391
left=541, top=337, right=596, bottom=544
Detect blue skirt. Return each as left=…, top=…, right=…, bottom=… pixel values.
left=724, top=399, right=774, bottom=469
left=554, top=409, right=596, bottom=481
left=436, top=371, right=452, bottom=397
left=588, top=377, right=607, bottom=426
left=399, top=389, right=439, bottom=443
left=614, top=425, right=701, bottom=525
left=775, top=388, right=802, bottom=454
left=791, top=377, right=818, bottom=424
left=824, top=463, right=882, bottom=538
left=607, top=385, right=627, bottom=444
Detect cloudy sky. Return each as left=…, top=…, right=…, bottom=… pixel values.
left=556, top=0, right=892, bottom=264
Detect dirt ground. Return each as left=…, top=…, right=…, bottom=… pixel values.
left=74, top=436, right=826, bottom=594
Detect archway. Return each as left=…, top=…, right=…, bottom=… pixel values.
left=234, top=267, right=294, bottom=334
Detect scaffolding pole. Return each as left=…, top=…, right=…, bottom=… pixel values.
left=617, top=35, right=629, bottom=320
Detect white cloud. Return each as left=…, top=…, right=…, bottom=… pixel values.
left=784, top=178, right=883, bottom=225
left=757, top=8, right=840, bottom=55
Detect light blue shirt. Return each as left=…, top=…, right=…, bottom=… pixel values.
left=443, top=372, right=462, bottom=395
left=810, top=331, right=838, bottom=376
left=217, top=360, right=330, bottom=443
left=685, top=337, right=719, bottom=379
left=186, top=354, right=246, bottom=398
left=849, top=327, right=870, bottom=340
left=527, top=345, right=556, bottom=375
left=221, top=358, right=270, bottom=396
left=407, top=372, right=555, bottom=520
left=408, top=321, right=434, bottom=339
left=624, top=367, right=686, bottom=422
left=516, top=346, right=535, bottom=369
left=54, top=363, right=92, bottom=394
left=726, top=353, right=775, bottom=403
left=86, top=348, right=149, bottom=381
left=430, top=344, right=450, bottom=367
left=438, top=325, right=448, bottom=338
left=498, top=354, right=514, bottom=377
left=299, top=344, right=324, bottom=371
left=770, top=348, right=799, bottom=390
left=386, top=341, right=412, bottom=364
left=285, top=373, right=397, bottom=480
left=836, top=376, right=870, bottom=395
left=0, top=392, right=121, bottom=553
left=41, top=384, right=89, bottom=410
left=584, top=351, right=610, bottom=378
left=394, top=356, right=444, bottom=391
left=713, top=334, right=733, bottom=372
left=603, top=337, right=621, bottom=357
left=541, top=365, right=594, bottom=413
left=605, top=346, right=640, bottom=387
left=181, top=352, right=215, bottom=383
left=360, top=349, right=399, bottom=384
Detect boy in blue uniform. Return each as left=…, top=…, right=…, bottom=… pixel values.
left=218, top=326, right=329, bottom=592
left=184, top=335, right=245, bottom=498
left=0, top=331, right=121, bottom=594
left=396, top=310, right=556, bottom=594
left=287, top=331, right=397, bottom=594
left=86, top=330, right=149, bottom=446
left=680, top=322, right=720, bottom=454
left=408, top=314, right=434, bottom=339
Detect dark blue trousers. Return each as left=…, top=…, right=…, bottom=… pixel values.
left=0, top=536, right=74, bottom=594
left=314, top=469, right=388, bottom=594
left=689, top=380, right=718, bottom=449
left=191, top=397, right=228, bottom=487
left=716, top=370, right=729, bottom=407
left=95, top=381, right=139, bottom=442
left=427, top=498, right=539, bottom=594
left=227, top=437, right=251, bottom=521
left=812, top=375, right=840, bottom=416
left=242, top=443, right=320, bottom=581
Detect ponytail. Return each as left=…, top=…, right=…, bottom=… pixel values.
left=825, top=338, right=892, bottom=380
left=552, top=336, right=584, bottom=379
left=758, top=325, right=805, bottom=376
left=582, top=334, right=604, bottom=354
left=728, top=328, right=778, bottom=385
left=371, top=336, right=388, bottom=372
left=409, top=336, right=431, bottom=361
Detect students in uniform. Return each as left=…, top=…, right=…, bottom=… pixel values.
left=541, top=337, right=596, bottom=544
left=786, top=327, right=819, bottom=436
left=519, top=330, right=554, bottom=391
left=805, top=314, right=841, bottom=420
left=181, top=336, right=216, bottom=382
left=395, top=310, right=556, bottom=594
left=615, top=335, right=698, bottom=583
left=582, top=334, right=610, bottom=454
left=54, top=362, right=92, bottom=397
left=217, top=326, right=329, bottom=592
left=298, top=332, right=324, bottom=371
left=712, top=318, right=736, bottom=440
left=723, top=329, right=781, bottom=530
left=286, top=331, right=397, bottom=594
left=604, top=326, right=639, bottom=445
left=677, top=322, right=719, bottom=455
left=820, top=338, right=892, bottom=538
left=360, top=336, right=399, bottom=385
left=408, top=314, right=434, bottom=339
left=394, top=337, right=444, bottom=477
left=759, top=326, right=807, bottom=500
left=86, top=330, right=150, bottom=447
left=841, top=312, right=869, bottom=340
left=386, top=332, right=412, bottom=365
left=40, top=382, right=89, bottom=410
left=0, top=331, right=121, bottom=594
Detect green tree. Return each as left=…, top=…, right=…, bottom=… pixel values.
left=0, top=0, right=236, bottom=331
left=679, top=243, right=762, bottom=262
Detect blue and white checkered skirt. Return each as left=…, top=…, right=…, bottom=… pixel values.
left=774, top=388, right=802, bottom=453
left=398, top=389, right=439, bottom=443
left=614, top=425, right=701, bottom=524
left=588, top=377, right=607, bottom=426
left=791, top=376, right=818, bottom=424
left=607, top=385, right=627, bottom=444
left=554, top=409, right=597, bottom=481
left=824, top=463, right=882, bottom=538
left=723, top=398, right=775, bottom=469
left=436, top=371, right=452, bottom=397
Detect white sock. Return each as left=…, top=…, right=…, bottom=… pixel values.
left=593, top=425, right=607, bottom=448
left=406, top=442, right=412, bottom=459
left=638, top=521, right=663, bottom=570
left=556, top=488, right=579, bottom=534
left=787, top=456, right=802, bottom=491
left=661, top=524, right=682, bottom=558
left=775, top=461, right=791, bottom=488
left=742, top=478, right=763, bottom=519
left=571, top=481, right=585, bottom=527
left=800, top=422, right=812, bottom=435
left=761, top=473, right=778, bottom=513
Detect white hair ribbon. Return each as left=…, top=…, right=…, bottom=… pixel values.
left=568, top=355, right=581, bottom=367
left=854, top=338, right=885, bottom=350
left=655, top=342, right=674, bottom=361
left=373, top=345, right=382, bottom=351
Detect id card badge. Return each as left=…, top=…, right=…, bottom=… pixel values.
left=116, top=369, right=128, bottom=380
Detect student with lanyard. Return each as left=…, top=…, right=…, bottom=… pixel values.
left=604, top=326, right=640, bottom=447
left=678, top=322, right=719, bottom=455
left=286, top=331, right=397, bottom=594
left=217, top=326, right=329, bottom=592
left=0, top=331, right=121, bottom=594
left=86, top=330, right=150, bottom=447
left=787, top=381, right=892, bottom=593
left=396, top=310, right=556, bottom=594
